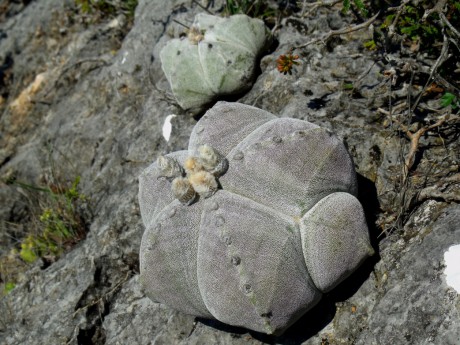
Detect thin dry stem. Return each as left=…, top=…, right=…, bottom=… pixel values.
left=294, top=12, right=379, bottom=50
left=392, top=115, right=450, bottom=181
left=416, top=173, right=460, bottom=203
left=411, top=32, right=450, bottom=112
left=421, top=0, right=446, bottom=21
left=387, top=0, right=411, bottom=39
left=298, top=0, right=341, bottom=17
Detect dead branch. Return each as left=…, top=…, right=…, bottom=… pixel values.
left=294, top=12, right=379, bottom=50
left=414, top=173, right=460, bottom=204
left=440, top=12, right=460, bottom=39
left=376, top=101, right=407, bottom=118
left=298, top=0, right=342, bottom=17
left=411, top=32, right=450, bottom=112
left=434, top=73, right=460, bottom=96
left=421, top=0, right=447, bottom=21
left=191, top=0, right=214, bottom=14
left=392, top=114, right=450, bottom=182
left=387, top=0, right=411, bottom=39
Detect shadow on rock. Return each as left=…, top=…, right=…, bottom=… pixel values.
left=356, top=173, right=382, bottom=250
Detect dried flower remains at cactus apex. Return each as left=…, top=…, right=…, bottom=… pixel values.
left=188, top=26, right=204, bottom=45
left=172, top=177, right=198, bottom=205
left=184, top=157, right=205, bottom=175
left=198, top=144, right=229, bottom=177
left=157, top=155, right=184, bottom=181
left=188, top=170, right=218, bottom=199
left=154, top=144, right=227, bottom=205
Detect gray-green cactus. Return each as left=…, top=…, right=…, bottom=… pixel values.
left=139, top=102, right=373, bottom=335
left=160, top=14, right=271, bottom=114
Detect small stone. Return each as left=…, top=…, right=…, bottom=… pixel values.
left=272, top=136, right=282, bottom=143
left=196, top=126, right=204, bottom=133
left=231, top=256, right=241, bottom=266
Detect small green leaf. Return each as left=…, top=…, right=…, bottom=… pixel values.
left=20, top=247, right=38, bottom=263
left=353, top=0, right=368, bottom=17
left=401, top=24, right=419, bottom=35
left=440, top=92, right=458, bottom=109
left=342, top=0, right=351, bottom=13
left=363, top=40, right=377, bottom=50
left=4, top=282, right=16, bottom=294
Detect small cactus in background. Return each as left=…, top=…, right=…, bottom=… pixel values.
left=138, top=102, right=373, bottom=335
left=160, top=14, right=272, bottom=114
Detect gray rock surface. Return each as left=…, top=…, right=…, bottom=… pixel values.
left=355, top=204, right=460, bottom=345
left=0, top=0, right=458, bottom=344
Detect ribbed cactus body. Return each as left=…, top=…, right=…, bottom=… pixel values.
left=160, top=14, right=271, bottom=114
left=139, top=102, right=372, bottom=335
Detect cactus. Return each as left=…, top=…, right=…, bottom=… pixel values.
left=160, top=14, right=272, bottom=114
left=139, top=102, right=373, bottom=335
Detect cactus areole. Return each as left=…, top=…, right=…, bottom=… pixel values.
left=139, top=102, right=373, bottom=335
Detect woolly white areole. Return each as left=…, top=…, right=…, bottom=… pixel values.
left=444, top=244, right=460, bottom=293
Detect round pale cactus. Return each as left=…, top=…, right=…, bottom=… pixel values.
left=139, top=102, right=373, bottom=335
left=160, top=14, right=271, bottom=114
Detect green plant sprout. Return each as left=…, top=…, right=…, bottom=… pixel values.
left=380, top=1, right=460, bottom=52
left=363, top=39, right=377, bottom=50
left=342, top=0, right=369, bottom=17
left=0, top=174, right=89, bottom=295
left=75, top=0, right=138, bottom=18
left=17, top=176, right=87, bottom=264
left=440, top=92, right=459, bottom=109
left=3, top=281, right=15, bottom=294
left=224, top=0, right=276, bottom=19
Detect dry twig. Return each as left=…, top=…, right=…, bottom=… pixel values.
left=412, top=173, right=460, bottom=205
left=392, top=114, right=450, bottom=181
left=411, top=32, right=450, bottom=112
left=294, top=12, right=379, bottom=50
left=387, top=0, right=411, bottom=39
left=298, top=0, right=342, bottom=17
